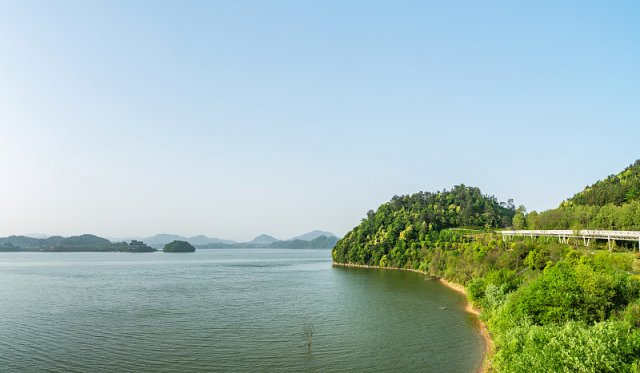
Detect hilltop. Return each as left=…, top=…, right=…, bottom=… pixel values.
left=290, top=230, right=337, bottom=241
left=566, top=160, right=640, bottom=206
left=270, top=235, right=338, bottom=249
left=249, top=234, right=279, bottom=245
left=163, top=240, right=196, bottom=253
left=517, top=160, right=640, bottom=230
left=333, top=185, right=515, bottom=266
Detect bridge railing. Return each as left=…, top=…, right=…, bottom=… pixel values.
left=499, top=229, right=640, bottom=250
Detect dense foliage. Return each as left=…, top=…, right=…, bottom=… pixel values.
left=336, top=229, right=640, bottom=371
left=163, top=240, right=196, bottom=253
left=568, top=160, right=640, bottom=206
left=487, top=251, right=640, bottom=372
left=332, top=185, right=515, bottom=267
left=524, top=160, right=640, bottom=230
left=523, top=202, right=640, bottom=231
left=332, top=179, right=640, bottom=372
left=494, top=320, right=640, bottom=373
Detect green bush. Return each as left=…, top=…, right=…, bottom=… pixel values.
left=493, top=261, right=638, bottom=330
left=494, top=321, right=640, bottom=373
left=467, top=277, right=487, bottom=305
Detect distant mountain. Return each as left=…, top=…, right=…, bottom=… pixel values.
left=0, top=235, right=50, bottom=248
left=143, top=234, right=187, bottom=246
left=249, top=234, right=279, bottom=245
left=186, top=235, right=236, bottom=246
left=143, top=234, right=235, bottom=247
left=0, top=231, right=334, bottom=252
left=0, top=234, right=125, bottom=252
left=289, top=230, right=337, bottom=241
left=271, top=235, right=338, bottom=249
left=23, top=233, right=51, bottom=239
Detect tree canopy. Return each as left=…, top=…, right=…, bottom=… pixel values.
left=163, top=240, right=196, bottom=253
left=521, top=160, right=640, bottom=230
left=332, top=185, right=515, bottom=267
left=567, top=160, right=640, bottom=207
left=331, top=167, right=640, bottom=372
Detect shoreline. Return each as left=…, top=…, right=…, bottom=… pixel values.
left=332, top=262, right=493, bottom=373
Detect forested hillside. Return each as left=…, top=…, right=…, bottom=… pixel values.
left=332, top=185, right=515, bottom=267
left=516, top=160, right=640, bottom=230
left=332, top=175, right=640, bottom=372
left=568, top=160, right=640, bottom=206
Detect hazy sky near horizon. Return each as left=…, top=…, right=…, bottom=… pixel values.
left=1, top=1, right=639, bottom=241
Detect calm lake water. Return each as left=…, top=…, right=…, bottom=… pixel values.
left=0, top=249, right=484, bottom=372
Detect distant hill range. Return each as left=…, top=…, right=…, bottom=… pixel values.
left=0, top=234, right=128, bottom=252
left=137, top=231, right=338, bottom=249
left=142, top=234, right=236, bottom=247
left=272, top=235, right=339, bottom=249
left=0, top=230, right=339, bottom=252
left=289, top=230, right=337, bottom=241
left=196, top=231, right=339, bottom=249
left=249, top=234, right=279, bottom=245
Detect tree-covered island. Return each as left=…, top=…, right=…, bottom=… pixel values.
left=163, top=240, right=196, bottom=253
left=0, top=235, right=157, bottom=253
left=333, top=162, right=640, bottom=372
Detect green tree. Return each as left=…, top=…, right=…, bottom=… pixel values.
left=512, top=205, right=527, bottom=229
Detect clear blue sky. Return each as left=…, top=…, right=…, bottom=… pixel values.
left=1, top=1, right=638, bottom=241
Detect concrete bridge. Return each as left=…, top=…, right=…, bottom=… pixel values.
left=500, top=229, right=640, bottom=250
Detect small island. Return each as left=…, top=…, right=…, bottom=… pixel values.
left=163, top=240, right=196, bottom=253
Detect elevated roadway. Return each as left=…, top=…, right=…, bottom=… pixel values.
left=500, top=229, right=640, bottom=250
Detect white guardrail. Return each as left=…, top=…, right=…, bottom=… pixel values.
left=500, top=230, right=640, bottom=250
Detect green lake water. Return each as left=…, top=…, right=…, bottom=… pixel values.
left=0, top=249, right=484, bottom=372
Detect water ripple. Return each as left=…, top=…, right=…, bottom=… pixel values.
left=0, top=250, right=483, bottom=372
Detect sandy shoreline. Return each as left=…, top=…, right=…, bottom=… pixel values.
left=332, top=262, right=493, bottom=373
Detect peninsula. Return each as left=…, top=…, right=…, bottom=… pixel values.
left=332, top=160, right=640, bottom=372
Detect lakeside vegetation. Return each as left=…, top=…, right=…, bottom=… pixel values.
left=332, top=163, right=640, bottom=372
